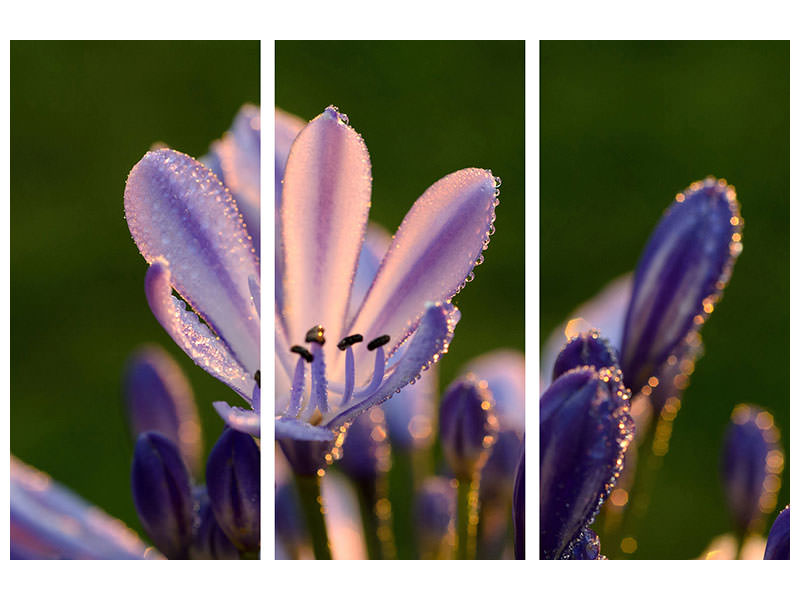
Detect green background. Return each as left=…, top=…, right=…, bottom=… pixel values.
left=11, top=41, right=259, bottom=537
left=276, top=41, right=526, bottom=394
left=540, top=41, right=789, bottom=559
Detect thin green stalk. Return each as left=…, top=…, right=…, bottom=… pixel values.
left=355, top=480, right=384, bottom=559
left=388, top=449, right=417, bottom=558
left=456, top=475, right=479, bottom=560
left=295, top=474, right=332, bottom=560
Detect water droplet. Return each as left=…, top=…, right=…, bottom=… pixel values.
left=493, top=176, right=502, bottom=187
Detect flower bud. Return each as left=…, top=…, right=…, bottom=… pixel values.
left=131, top=432, right=193, bottom=559
left=189, top=487, right=240, bottom=560
left=721, top=404, right=783, bottom=534
left=123, top=345, right=202, bottom=475
left=540, top=367, right=633, bottom=559
left=763, top=505, right=789, bottom=560
left=438, top=376, right=498, bottom=480
left=566, top=527, right=602, bottom=560
left=415, top=477, right=456, bottom=559
left=339, top=407, right=391, bottom=483
left=552, top=330, right=619, bottom=381
left=206, top=428, right=260, bottom=552
left=620, top=177, right=741, bottom=392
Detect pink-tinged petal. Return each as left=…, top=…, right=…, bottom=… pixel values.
left=275, top=108, right=307, bottom=317
left=213, top=401, right=261, bottom=437
left=280, top=106, right=372, bottom=357
left=125, top=149, right=260, bottom=375
left=461, top=349, right=525, bottom=435
left=11, top=457, right=159, bottom=560
left=326, top=302, right=460, bottom=430
left=348, top=168, right=499, bottom=380
left=213, top=104, right=261, bottom=253
left=347, top=223, right=392, bottom=324
left=144, top=260, right=253, bottom=402
left=275, top=417, right=336, bottom=442
left=540, top=273, right=632, bottom=388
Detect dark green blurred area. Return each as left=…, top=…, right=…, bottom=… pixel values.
left=11, top=41, right=259, bottom=536
left=540, top=41, right=789, bottom=559
left=276, top=41, right=526, bottom=390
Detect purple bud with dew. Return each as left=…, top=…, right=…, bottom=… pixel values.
left=439, top=376, right=499, bottom=480
left=206, top=428, right=260, bottom=552
left=620, top=177, right=742, bottom=393
left=189, top=487, right=240, bottom=560
left=123, top=345, right=202, bottom=475
left=131, top=432, right=193, bottom=559
left=338, top=407, right=391, bottom=483
left=512, top=446, right=525, bottom=560
left=415, top=477, right=456, bottom=559
left=720, top=404, right=783, bottom=534
left=540, top=367, right=633, bottom=559
left=763, top=505, right=789, bottom=560
left=552, top=330, right=619, bottom=381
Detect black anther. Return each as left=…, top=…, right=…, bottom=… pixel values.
left=254, top=370, right=261, bottom=388
left=367, top=334, right=391, bottom=351
left=337, top=334, right=364, bottom=351
left=291, top=345, right=314, bottom=363
left=305, top=325, right=325, bottom=345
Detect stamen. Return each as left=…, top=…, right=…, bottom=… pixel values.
left=290, top=345, right=313, bottom=363
left=306, top=325, right=326, bottom=345
left=284, top=357, right=306, bottom=418
left=340, top=345, right=356, bottom=407
left=254, top=370, right=261, bottom=388
left=355, top=345, right=386, bottom=400
left=308, top=342, right=329, bottom=415
left=367, top=334, right=391, bottom=351
left=337, top=334, right=364, bottom=350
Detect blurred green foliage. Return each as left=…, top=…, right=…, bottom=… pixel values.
left=540, top=41, right=789, bottom=559
left=11, top=41, right=259, bottom=536
left=276, top=40, right=525, bottom=392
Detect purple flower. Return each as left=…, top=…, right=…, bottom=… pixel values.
left=131, top=432, right=194, bottom=559
left=721, top=404, right=784, bottom=534
left=438, top=376, right=499, bottom=481
left=11, top=456, right=159, bottom=560
left=124, top=105, right=261, bottom=436
left=763, top=505, right=789, bottom=560
left=542, top=178, right=741, bottom=402
left=275, top=106, right=499, bottom=470
left=123, top=345, right=203, bottom=475
left=540, top=366, right=633, bottom=559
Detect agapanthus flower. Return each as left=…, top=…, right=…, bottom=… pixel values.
left=11, top=456, right=158, bottom=560
left=124, top=105, right=261, bottom=436
left=542, top=178, right=742, bottom=407
left=275, top=106, right=500, bottom=470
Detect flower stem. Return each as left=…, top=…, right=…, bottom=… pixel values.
left=355, top=479, right=395, bottom=559
left=456, top=475, right=479, bottom=560
left=388, top=449, right=418, bottom=558
left=295, top=474, right=331, bottom=560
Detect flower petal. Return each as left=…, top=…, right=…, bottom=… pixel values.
left=347, top=223, right=391, bottom=324
left=11, top=457, right=157, bottom=560
left=275, top=417, right=335, bottom=442
left=280, top=106, right=372, bottom=358
left=125, top=148, right=260, bottom=375
left=275, top=108, right=307, bottom=317
left=145, top=260, right=253, bottom=402
left=212, top=104, right=261, bottom=254
left=348, top=168, right=499, bottom=379
left=326, top=302, right=459, bottom=430
left=213, top=401, right=261, bottom=437
left=620, top=177, right=741, bottom=392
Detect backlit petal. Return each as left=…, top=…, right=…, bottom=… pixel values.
left=280, top=106, right=372, bottom=358
left=212, top=401, right=261, bottom=437
left=125, top=149, right=260, bottom=374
